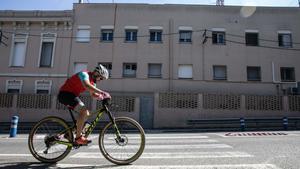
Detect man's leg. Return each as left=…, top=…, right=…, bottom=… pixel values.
left=76, top=108, right=89, bottom=139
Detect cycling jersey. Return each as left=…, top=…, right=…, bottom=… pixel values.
left=60, top=71, right=96, bottom=96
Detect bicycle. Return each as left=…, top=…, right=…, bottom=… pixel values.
left=28, top=98, right=145, bottom=165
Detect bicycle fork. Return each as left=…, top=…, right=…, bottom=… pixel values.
left=106, top=107, right=122, bottom=141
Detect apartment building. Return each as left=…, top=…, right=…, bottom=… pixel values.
left=0, top=4, right=299, bottom=127
left=0, top=10, right=72, bottom=94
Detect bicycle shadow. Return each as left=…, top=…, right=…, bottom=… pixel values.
left=0, top=162, right=54, bottom=169
left=0, top=162, right=128, bottom=169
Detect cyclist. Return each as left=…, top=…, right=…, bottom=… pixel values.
left=58, top=64, right=110, bottom=145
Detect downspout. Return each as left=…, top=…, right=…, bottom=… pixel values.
left=168, top=18, right=174, bottom=91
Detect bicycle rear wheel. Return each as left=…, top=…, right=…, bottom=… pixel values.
left=28, top=116, right=73, bottom=163
left=99, top=117, right=145, bottom=165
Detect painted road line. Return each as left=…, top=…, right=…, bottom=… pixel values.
left=95, top=139, right=218, bottom=144
left=71, top=151, right=253, bottom=159
left=54, top=164, right=280, bottom=169
left=0, top=135, right=209, bottom=140
left=0, top=135, right=99, bottom=140
left=104, top=136, right=209, bottom=140
left=146, top=136, right=209, bottom=139
left=0, top=154, right=32, bottom=157
left=219, top=132, right=290, bottom=137
left=126, top=139, right=219, bottom=144
left=89, top=144, right=232, bottom=149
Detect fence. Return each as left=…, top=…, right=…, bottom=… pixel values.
left=1, top=93, right=300, bottom=128
left=0, top=93, right=139, bottom=123
left=155, top=92, right=300, bottom=128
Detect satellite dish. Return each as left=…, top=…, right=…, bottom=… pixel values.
left=240, top=1, right=257, bottom=18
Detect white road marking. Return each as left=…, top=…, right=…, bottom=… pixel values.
left=54, top=164, right=281, bottom=169
left=0, top=134, right=209, bottom=140
left=0, top=154, right=32, bottom=157
left=89, top=144, right=232, bottom=149
left=131, top=139, right=218, bottom=144
left=71, top=151, right=253, bottom=159
left=145, top=136, right=209, bottom=139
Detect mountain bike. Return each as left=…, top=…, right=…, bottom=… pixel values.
left=28, top=98, right=145, bottom=165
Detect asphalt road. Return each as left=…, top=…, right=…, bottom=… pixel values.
left=0, top=130, right=300, bottom=169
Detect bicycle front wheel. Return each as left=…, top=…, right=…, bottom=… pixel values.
left=99, top=117, right=145, bottom=165
left=28, top=116, right=73, bottom=163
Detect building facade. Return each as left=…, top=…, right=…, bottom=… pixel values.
left=0, top=4, right=299, bottom=127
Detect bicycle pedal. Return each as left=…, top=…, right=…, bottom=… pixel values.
left=73, top=142, right=91, bottom=147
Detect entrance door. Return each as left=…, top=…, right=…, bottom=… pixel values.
left=140, top=96, right=154, bottom=129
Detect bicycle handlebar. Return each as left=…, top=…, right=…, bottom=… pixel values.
left=102, top=98, right=111, bottom=107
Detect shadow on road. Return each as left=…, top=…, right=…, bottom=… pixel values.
left=0, top=162, right=123, bottom=169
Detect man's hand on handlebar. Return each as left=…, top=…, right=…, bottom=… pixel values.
left=92, top=91, right=111, bottom=100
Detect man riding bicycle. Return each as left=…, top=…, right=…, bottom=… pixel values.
left=58, top=64, right=110, bottom=145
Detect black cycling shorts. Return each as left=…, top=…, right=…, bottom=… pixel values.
left=58, top=91, right=84, bottom=109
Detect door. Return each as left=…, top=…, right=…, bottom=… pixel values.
left=140, top=96, right=154, bottom=129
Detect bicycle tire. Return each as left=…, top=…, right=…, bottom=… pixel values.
left=28, top=116, right=73, bottom=163
left=99, top=117, right=145, bottom=165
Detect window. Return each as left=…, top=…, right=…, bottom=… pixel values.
left=150, top=30, right=162, bottom=42
left=278, top=33, right=292, bottom=48
left=99, top=62, right=112, bottom=77
left=6, top=80, right=22, bottom=93
left=101, top=29, right=113, bottom=42
left=281, top=67, right=295, bottom=82
left=245, top=32, right=259, bottom=46
left=148, top=64, right=162, bottom=78
left=76, top=25, right=90, bottom=42
left=74, top=62, right=88, bottom=74
left=213, top=65, right=227, bottom=80
left=123, top=63, right=137, bottom=78
left=178, top=65, right=193, bottom=79
left=39, top=33, right=56, bottom=67
left=179, top=31, right=192, bottom=43
left=10, top=34, right=28, bottom=67
left=125, top=30, right=137, bottom=42
left=35, top=80, right=52, bottom=94
left=247, top=66, right=261, bottom=81
left=212, top=31, right=225, bottom=45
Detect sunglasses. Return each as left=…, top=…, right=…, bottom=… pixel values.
left=94, top=72, right=104, bottom=80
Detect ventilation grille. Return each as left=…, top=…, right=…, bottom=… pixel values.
left=17, top=94, right=51, bottom=109
left=159, top=93, right=198, bottom=109
left=0, top=93, right=14, bottom=108
left=203, top=94, right=241, bottom=110
left=96, top=96, right=135, bottom=112
left=289, top=96, right=300, bottom=112
left=246, top=95, right=283, bottom=111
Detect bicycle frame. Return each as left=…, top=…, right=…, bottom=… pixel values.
left=54, top=99, right=121, bottom=147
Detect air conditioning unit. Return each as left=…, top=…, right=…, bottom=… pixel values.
left=297, top=82, right=300, bottom=95
left=287, top=87, right=298, bottom=95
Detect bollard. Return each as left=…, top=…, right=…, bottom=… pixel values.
left=283, top=117, right=288, bottom=130
left=240, top=118, right=245, bottom=131
left=9, top=116, right=19, bottom=137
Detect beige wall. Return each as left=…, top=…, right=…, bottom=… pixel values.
left=0, top=10, right=72, bottom=94
left=0, top=4, right=300, bottom=95
left=70, top=4, right=300, bottom=95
